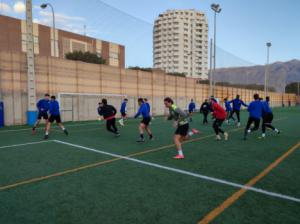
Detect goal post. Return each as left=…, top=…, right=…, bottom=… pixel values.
left=57, top=92, right=137, bottom=122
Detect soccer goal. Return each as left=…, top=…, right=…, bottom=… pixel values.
left=57, top=92, right=137, bottom=122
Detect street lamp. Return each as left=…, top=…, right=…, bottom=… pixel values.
left=40, top=3, right=56, bottom=57
left=211, top=3, right=221, bottom=96
left=264, top=42, right=272, bottom=96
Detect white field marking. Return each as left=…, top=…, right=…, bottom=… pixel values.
left=0, top=122, right=101, bottom=133
left=54, top=139, right=300, bottom=204
left=0, top=116, right=164, bottom=134
left=0, top=140, right=53, bottom=149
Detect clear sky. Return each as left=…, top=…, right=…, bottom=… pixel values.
left=1, top=0, right=299, bottom=68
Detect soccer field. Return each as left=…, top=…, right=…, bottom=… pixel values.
left=0, top=107, right=299, bottom=224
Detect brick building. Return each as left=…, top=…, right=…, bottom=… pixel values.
left=0, top=15, right=125, bottom=68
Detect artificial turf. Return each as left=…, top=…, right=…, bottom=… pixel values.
left=0, top=107, right=299, bottom=224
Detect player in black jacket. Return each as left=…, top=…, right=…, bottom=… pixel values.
left=98, top=99, right=120, bottom=137
left=200, top=99, right=211, bottom=124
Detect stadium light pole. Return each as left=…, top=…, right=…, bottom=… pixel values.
left=41, top=3, right=56, bottom=57
left=211, top=3, right=221, bottom=96
left=264, top=42, right=272, bottom=96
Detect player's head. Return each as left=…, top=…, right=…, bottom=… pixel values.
left=205, top=99, right=208, bottom=103
left=138, top=98, right=144, bottom=106
left=144, top=98, right=148, bottom=102
left=191, top=99, right=194, bottom=102
left=50, top=95, right=56, bottom=101
left=164, top=97, right=174, bottom=108
left=253, top=94, right=259, bottom=100
left=210, top=97, right=217, bottom=104
left=98, top=102, right=103, bottom=107
left=224, top=97, right=228, bottom=102
left=259, top=97, right=263, bottom=101
left=102, top=98, right=108, bottom=105
left=236, top=95, right=240, bottom=99
left=44, top=93, right=50, bottom=100
left=266, top=96, right=270, bottom=102
left=124, top=98, right=128, bottom=102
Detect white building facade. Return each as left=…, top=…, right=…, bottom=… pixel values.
left=153, top=9, right=209, bottom=79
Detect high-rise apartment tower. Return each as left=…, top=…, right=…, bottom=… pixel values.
left=153, top=9, right=208, bottom=79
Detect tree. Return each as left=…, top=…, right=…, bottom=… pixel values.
left=65, top=51, right=106, bottom=64
left=285, top=82, right=300, bottom=95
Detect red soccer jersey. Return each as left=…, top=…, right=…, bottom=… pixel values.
left=212, top=102, right=227, bottom=120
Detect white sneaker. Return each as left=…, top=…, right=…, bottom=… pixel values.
left=216, top=135, right=221, bottom=141
left=224, top=132, right=229, bottom=141
left=118, top=119, right=124, bottom=126
left=237, top=122, right=241, bottom=127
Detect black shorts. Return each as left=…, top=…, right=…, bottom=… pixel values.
left=49, top=115, right=61, bottom=123
left=121, top=112, right=127, bottom=117
left=263, top=113, right=273, bottom=124
left=175, top=123, right=189, bottom=136
left=141, top=117, right=151, bottom=126
left=38, top=112, right=48, bottom=120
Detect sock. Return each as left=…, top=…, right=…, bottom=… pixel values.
left=247, top=129, right=251, bottom=133
left=178, top=149, right=184, bottom=156
left=62, top=127, right=65, bottom=131
left=275, top=128, right=279, bottom=133
left=140, top=134, right=144, bottom=139
left=262, top=133, right=266, bottom=137
left=188, top=131, right=194, bottom=136
left=45, top=131, right=49, bottom=135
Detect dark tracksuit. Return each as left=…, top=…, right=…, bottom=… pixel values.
left=262, top=101, right=276, bottom=133
left=244, top=100, right=263, bottom=137
left=229, top=98, right=248, bottom=122
left=200, top=102, right=211, bottom=124
left=98, top=105, right=119, bottom=134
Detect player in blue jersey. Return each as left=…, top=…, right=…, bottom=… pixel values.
left=243, top=94, right=263, bottom=140
left=224, top=97, right=235, bottom=124
left=134, top=98, right=153, bottom=142
left=260, top=96, right=280, bottom=138
left=32, top=93, right=50, bottom=134
left=188, top=99, right=196, bottom=122
left=44, top=96, right=68, bottom=139
left=229, top=95, right=248, bottom=127
left=118, top=98, right=128, bottom=126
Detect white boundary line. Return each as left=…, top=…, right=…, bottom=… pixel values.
left=54, top=139, right=300, bottom=204
left=0, top=116, right=163, bottom=134
left=0, top=140, right=53, bottom=149
left=0, top=122, right=101, bottom=133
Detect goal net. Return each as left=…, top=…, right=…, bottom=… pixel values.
left=58, top=92, right=137, bottom=122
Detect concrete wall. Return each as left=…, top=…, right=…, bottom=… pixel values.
left=0, top=51, right=297, bottom=125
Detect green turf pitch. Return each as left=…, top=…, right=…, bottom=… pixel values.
left=0, top=107, right=299, bottom=224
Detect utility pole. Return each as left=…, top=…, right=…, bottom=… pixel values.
left=209, top=38, right=213, bottom=96
left=26, top=0, right=37, bottom=125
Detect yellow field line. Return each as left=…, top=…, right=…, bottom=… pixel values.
left=0, top=118, right=286, bottom=192
left=198, top=141, right=300, bottom=224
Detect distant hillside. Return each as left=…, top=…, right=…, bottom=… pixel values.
left=214, top=59, right=300, bottom=92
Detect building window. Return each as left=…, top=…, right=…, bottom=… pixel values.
left=96, top=49, right=102, bottom=57
left=109, top=52, right=119, bottom=60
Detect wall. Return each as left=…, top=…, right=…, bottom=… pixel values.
left=0, top=51, right=297, bottom=125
